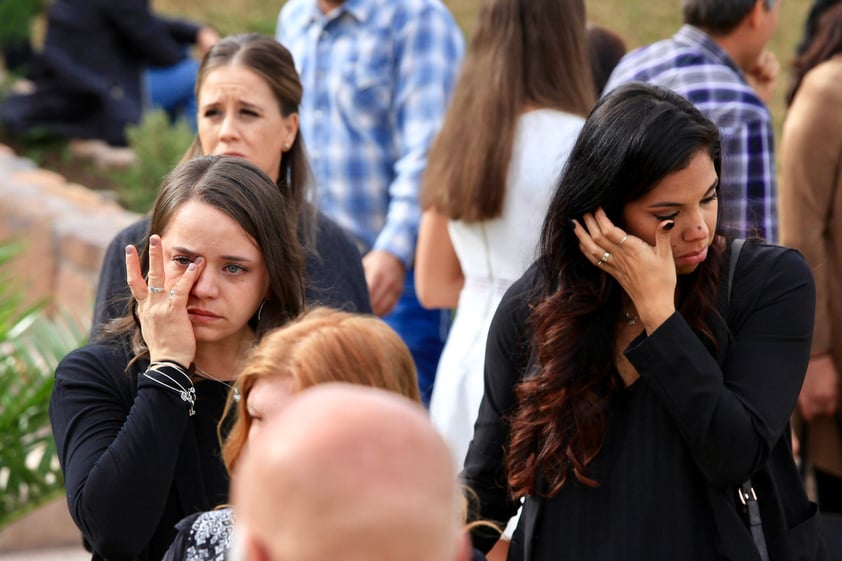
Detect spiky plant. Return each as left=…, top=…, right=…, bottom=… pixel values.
left=0, top=240, right=86, bottom=528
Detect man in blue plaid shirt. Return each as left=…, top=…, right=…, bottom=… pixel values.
left=604, top=0, right=780, bottom=242
left=276, top=0, right=465, bottom=404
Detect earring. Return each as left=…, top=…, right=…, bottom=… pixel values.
left=257, top=299, right=267, bottom=322
left=283, top=143, right=291, bottom=151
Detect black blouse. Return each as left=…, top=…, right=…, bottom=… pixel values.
left=463, top=241, right=824, bottom=560
left=50, top=342, right=231, bottom=561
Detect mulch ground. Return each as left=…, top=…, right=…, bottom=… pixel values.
left=0, top=129, right=119, bottom=192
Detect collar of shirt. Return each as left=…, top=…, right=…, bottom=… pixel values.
left=673, top=24, right=745, bottom=81
left=305, top=0, right=373, bottom=27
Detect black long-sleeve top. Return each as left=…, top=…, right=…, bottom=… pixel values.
left=49, top=342, right=231, bottom=561
left=464, top=241, right=826, bottom=560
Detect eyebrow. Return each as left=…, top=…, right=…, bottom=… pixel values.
left=239, top=100, right=262, bottom=112
left=646, top=179, right=719, bottom=209
left=199, top=99, right=263, bottom=113
left=171, top=246, right=256, bottom=263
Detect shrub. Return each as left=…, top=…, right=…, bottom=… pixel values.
left=108, top=110, right=194, bottom=213
left=0, top=240, right=86, bottom=528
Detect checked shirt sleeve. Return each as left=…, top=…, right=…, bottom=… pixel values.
left=719, top=116, right=778, bottom=242
left=373, top=7, right=464, bottom=267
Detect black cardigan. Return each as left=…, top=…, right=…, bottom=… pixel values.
left=49, top=342, right=231, bottom=561
left=463, top=241, right=827, bottom=560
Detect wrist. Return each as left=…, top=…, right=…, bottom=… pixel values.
left=639, top=306, right=675, bottom=334
left=149, top=359, right=192, bottom=373
left=149, top=353, right=194, bottom=369
left=142, top=362, right=196, bottom=415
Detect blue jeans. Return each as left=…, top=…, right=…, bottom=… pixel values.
left=384, top=270, right=450, bottom=406
left=145, top=57, right=199, bottom=131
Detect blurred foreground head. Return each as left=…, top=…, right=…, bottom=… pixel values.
left=232, top=383, right=470, bottom=561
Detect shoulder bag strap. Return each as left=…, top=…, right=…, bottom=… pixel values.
left=728, top=239, right=769, bottom=561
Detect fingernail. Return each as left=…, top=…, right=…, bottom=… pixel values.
left=125, top=245, right=132, bottom=255
left=188, top=263, right=196, bottom=271
left=663, top=221, right=675, bottom=231
left=569, top=219, right=577, bottom=229
left=194, top=256, right=203, bottom=265
left=149, top=236, right=158, bottom=247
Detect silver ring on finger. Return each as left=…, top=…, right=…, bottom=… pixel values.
left=598, top=251, right=610, bottom=267
left=619, top=234, right=628, bottom=246
left=169, top=288, right=176, bottom=301
left=148, top=286, right=165, bottom=294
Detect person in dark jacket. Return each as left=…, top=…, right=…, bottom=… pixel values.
left=1, top=0, right=217, bottom=153
left=463, top=82, right=827, bottom=560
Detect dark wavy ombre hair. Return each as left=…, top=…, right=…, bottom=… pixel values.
left=506, top=82, right=725, bottom=498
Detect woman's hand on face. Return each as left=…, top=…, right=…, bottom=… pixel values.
left=572, top=208, right=677, bottom=332
left=126, top=235, right=204, bottom=366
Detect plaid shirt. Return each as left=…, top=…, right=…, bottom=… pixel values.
left=277, top=0, right=464, bottom=266
left=604, top=25, right=778, bottom=242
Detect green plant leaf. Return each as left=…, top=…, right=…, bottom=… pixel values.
left=107, top=109, right=195, bottom=214
left=0, top=240, right=86, bottom=529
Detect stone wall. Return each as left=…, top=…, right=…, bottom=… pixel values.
left=0, top=146, right=140, bottom=551
left=0, top=147, right=139, bottom=322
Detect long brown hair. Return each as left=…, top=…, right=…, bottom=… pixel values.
left=222, top=307, right=421, bottom=473
left=106, top=156, right=305, bottom=359
left=786, top=3, right=842, bottom=106
left=421, top=0, right=594, bottom=221
left=507, top=84, right=724, bottom=498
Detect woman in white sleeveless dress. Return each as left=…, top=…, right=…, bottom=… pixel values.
left=416, top=1, right=594, bottom=555
left=423, top=111, right=584, bottom=464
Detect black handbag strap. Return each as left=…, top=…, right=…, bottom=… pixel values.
left=728, top=239, right=770, bottom=561
left=726, top=238, right=745, bottom=303
left=740, top=480, right=769, bottom=561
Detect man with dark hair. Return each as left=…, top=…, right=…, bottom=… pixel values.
left=605, top=0, right=780, bottom=242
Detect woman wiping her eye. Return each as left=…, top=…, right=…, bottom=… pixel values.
left=463, top=82, right=827, bottom=560
left=50, top=156, right=304, bottom=561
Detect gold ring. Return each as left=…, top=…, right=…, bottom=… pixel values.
left=598, top=251, right=610, bottom=266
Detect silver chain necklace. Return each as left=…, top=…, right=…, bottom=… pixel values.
left=195, top=367, right=241, bottom=401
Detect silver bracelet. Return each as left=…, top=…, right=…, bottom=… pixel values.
left=142, top=367, right=196, bottom=416
left=148, top=360, right=192, bottom=384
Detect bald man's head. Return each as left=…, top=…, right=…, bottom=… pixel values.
left=232, top=383, right=468, bottom=561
